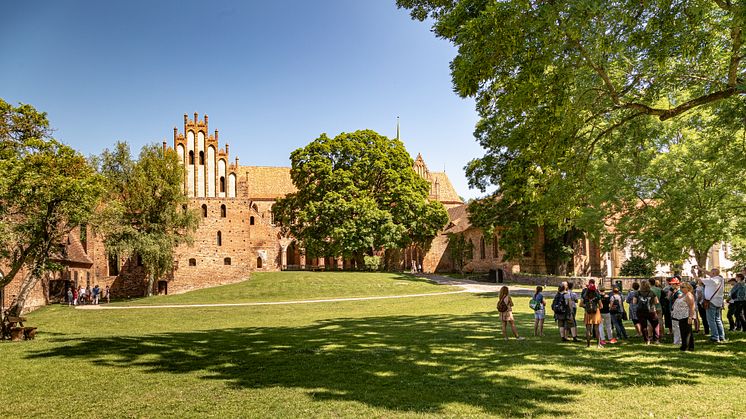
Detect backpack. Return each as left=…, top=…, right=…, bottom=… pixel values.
left=584, top=293, right=599, bottom=314
left=497, top=297, right=509, bottom=313
left=529, top=297, right=541, bottom=311
left=609, top=295, right=620, bottom=314
left=551, top=292, right=568, bottom=315
left=637, top=292, right=654, bottom=315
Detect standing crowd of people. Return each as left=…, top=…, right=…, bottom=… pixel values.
left=496, top=267, right=746, bottom=351
left=66, top=284, right=110, bottom=306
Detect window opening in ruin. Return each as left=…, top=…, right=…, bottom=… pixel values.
left=108, top=254, right=119, bottom=276
left=189, top=258, right=197, bottom=266
left=250, top=216, right=255, bottom=225
left=189, top=150, right=194, bottom=165
left=480, top=237, right=486, bottom=260
left=201, top=204, right=207, bottom=217
left=220, top=176, right=225, bottom=193
left=199, top=150, right=204, bottom=165
left=256, top=257, right=263, bottom=268
left=137, top=254, right=143, bottom=266
left=493, top=236, right=499, bottom=258
left=217, top=231, right=222, bottom=246
left=221, top=204, right=226, bottom=217
left=224, top=257, right=231, bottom=266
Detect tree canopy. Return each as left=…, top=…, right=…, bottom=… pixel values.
left=0, top=99, right=104, bottom=314
left=274, top=130, right=449, bottom=266
left=398, top=0, right=746, bottom=265
left=94, top=142, right=198, bottom=296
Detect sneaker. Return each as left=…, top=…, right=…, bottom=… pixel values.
left=597, top=344, right=604, bottom=349
left=599, top=340, right=607, bottom=345
left=572, top=337, right=580, bottom=342
left=609, top=338, right=618, bottom=344
left=517, top=336, right=525, bottom=340
left=561, top=337, right=570, bottom=342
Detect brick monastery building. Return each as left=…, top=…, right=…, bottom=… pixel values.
left=2, top=113, right=597, bottom=312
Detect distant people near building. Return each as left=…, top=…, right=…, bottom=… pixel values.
left=77, top=285, right=85, bottom=305
left=104, top=285, right=110, bottom=304
left=732, top=273, right=746, bottom=331
left=411, top=260, right=417, bottom=274
left=72, top=287, right=78, bottom=306
left=626, top=282, right=642, bottom=337
left=66, top=288, right=74, bottom=307
left=672, top=281, right=696, bottom=351
left=661, top=278, right=673, bottom=337
left=700, top=268, right=726, bottom=343
left=531, top=286, right=545, bottom=337
left=634, top=280, right=660, bottom=345
left=496, top=286, right=523, bottom=340
left=567, top=282, right=579, bottom=341
left=649, top=278, right=663, bottom=339
left=92, top=285, right=100, bottom=305
left=580, top=279, right=604, bottom=348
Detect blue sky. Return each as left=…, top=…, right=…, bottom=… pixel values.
left=1, top=1, right=484, bottom=199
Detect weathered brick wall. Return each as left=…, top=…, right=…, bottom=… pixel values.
left=0, top=265, right=47, bottom=314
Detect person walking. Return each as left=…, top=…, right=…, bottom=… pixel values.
left=66, top=287, right=74, bottom=307
left=92, top=284, right=100, bottom=305
left=733, top=273, right=746, bottom=331
left=610, top=287, right=628, bottom=340
left=668, top=278, right=683, bottom=345
left=531, top=286, right=546, bottom=337
left=672, top=282, right=696, bottom=351
left=104, top=285, right=110, bottom=304
left=496, top=286, right=524, bottom=341
left=700, top=268, right=726, bottom=343
left=634, top=280, right=660, bottom=344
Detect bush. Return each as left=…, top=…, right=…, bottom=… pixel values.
left=364, top=255, right=381, bottom=271
left=619, top=255, right=655, bottom=277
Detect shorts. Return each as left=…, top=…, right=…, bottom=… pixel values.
left=534, top=309, right=545, bottom=320
left=558, top=317, right=573, bottom=328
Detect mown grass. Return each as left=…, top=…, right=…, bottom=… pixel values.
left=111, top=271, right=458, bottom=306
left=2, top=272, right=745, bottom=418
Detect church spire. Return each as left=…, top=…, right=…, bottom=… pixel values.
left=396, top=116, right=400, bottom=141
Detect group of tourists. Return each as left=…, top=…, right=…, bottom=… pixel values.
left=66, top=284, right=109, bottom=306
left=496, top=267, right=746, bottom=351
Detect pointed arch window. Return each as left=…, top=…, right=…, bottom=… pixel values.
left=220, top=176, right=225, bottom=193
left=217, top=231, right=222, bottom=246
left=493, top=235, right=499, bottom=258
left=250, top=216, right=255, bottom=225
left=199, top=150, right=205, bottom=165
left=480, top=236, right=486, bottom=260
left=201, top=204, right=207, bottom=218
left=189, top=150, right=195, bottom=165
left=220, top=204, right=227, bottom=218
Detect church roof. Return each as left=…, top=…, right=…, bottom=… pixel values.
left=430, top=171, right=462, bottom=204
left=51, top=232, right=94, bottom=267
left=444, top=204, right=472, bottom=233
left=240, top=166, right=297, bottom=199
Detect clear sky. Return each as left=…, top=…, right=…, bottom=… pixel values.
left=1, top=0, right=485, bottom=199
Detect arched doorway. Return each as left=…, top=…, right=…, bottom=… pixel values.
left=287, top=241, right=297, bottom=266
left=256, top=257, right=263, bottom=269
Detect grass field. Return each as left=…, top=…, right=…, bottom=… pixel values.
left=2, top=272, right=745, bottom=418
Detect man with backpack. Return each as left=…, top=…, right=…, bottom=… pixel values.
left=634, top=280, right=660, bottom=344
left=552, top=283, right=578, bottom=342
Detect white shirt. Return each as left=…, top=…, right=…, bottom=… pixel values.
left=701, top=275, right=725, bottom=308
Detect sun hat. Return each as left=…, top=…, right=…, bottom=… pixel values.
left=669, top=278, right=680, bottom=285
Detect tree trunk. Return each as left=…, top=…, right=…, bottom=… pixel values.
left=693, top=248, right=708, bottom=273
left=145, top=275, right=155, bottom=297
left=9, top=271, right=40, bottom=317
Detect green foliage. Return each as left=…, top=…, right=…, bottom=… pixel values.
left=94, top=142, right=198, bottom=296
left=619, top=255, right=655, bottom=277
left=363, top=255, right=382, bottom=271
left=274, top=130, right=448, bottom=264
left=447, top=232, right=473, bottom=274
left=398, top=0, right=746, bottom=260
left=0, top=99, right=104, bottom=314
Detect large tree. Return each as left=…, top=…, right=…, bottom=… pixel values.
left=0, top=99, right=104, bottom=315
left=398, top=0, right=745, bottom=255
left=94, top=142, right=198, bottom=296
left=274, top=130, right=449, bottom=267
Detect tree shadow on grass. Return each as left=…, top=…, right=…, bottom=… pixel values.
left=27, top=312, right=746, bottom=416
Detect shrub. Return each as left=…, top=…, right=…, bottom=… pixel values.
left=619, top=255, right=655, bottom=277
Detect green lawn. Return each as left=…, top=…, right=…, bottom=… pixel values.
left=2, top=272, right=745, bottom=418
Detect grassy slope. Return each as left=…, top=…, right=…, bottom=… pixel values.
left=2, top=272, right=745, bottom=418
left=111, top=272, right=458, bottom=306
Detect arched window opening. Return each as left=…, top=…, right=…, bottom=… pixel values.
left=220, top=176, right=225, bottom=193
left=220, top=204, right=226, bottom=217
left=188, top=258, right=197, bottom=266
left=108, top=254, right=119, bottom=276
left=217, top=231, right=222, bottom=246
left=199, top=150, right=205, bottom=165
left=189, top=150, right=194, bottom=165
left=270, top=205, right=275, bottom=225
left=493, top=235, right=499, bottom=258
left=256, top=257, right=263, bottom=269
left=480, top=236, right=486, bottom=260
left=250, top=216, right=255, bottom=225
left=224, top=257, right=231, bottom=266
left=201, top=204, right=207, bottom=218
